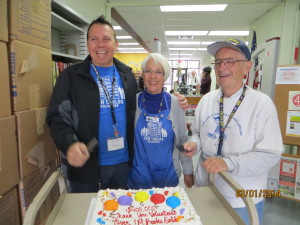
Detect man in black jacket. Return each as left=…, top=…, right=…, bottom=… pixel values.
left=47, top=16, right=137, bottom=192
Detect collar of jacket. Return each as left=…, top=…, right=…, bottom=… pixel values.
left=77, top=55, right=133, bottom=79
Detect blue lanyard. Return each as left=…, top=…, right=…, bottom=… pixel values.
left=91, top=63, right=119, bottom=137
left=217, top=85, right=247, bottom=156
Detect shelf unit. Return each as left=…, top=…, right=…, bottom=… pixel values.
left=51, top=0, right=90, bottom=62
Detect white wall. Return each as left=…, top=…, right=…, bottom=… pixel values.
left=249, top=0, right=300, bottom=65
left=249, top=0, right=300, bottom=154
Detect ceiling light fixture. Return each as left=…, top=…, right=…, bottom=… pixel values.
left=209, top=31, right=249, bottom=36
left=169, top=48, right=197, bottom=50
left=118, top=48, right=144, bottom=50
left=201, top=42, right=214, bottom=45
left=168, top=41, right=200, bottom=45
left=170, top=53, right=193, bottom=56
left=113, top=26, right=122, bottom=30
left=117, top=50, right=148, bottom=53
left=179, top=35, right=194, bottom=39
left=118, top=43, right=139, bottom=45
left=165, top=31, right=208, bottom=36
left=116, top=36, right=132, bottom=39
left=160, top=4, right=227, bottom=12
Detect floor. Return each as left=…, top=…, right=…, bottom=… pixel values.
left=262, top=197, right=300, bottom=225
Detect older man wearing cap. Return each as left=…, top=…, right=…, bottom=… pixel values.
left=183, top=39, right=283, bottom=224
left=128, top=53, right=194, bottom=190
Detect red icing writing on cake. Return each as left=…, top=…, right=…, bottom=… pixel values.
left=134, top=216, right=177, bottom=225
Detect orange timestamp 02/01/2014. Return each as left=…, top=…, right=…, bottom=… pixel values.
left=235, top=189, right=281, bottom=198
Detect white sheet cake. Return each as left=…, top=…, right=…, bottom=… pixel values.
left=89, top=186, right=202, bottom=225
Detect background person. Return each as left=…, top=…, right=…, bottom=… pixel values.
left=200, top=66, right=212, bottom=95
left=183, top=39, right=283, bottom=225
left=189, top=69, right=200, bottom=87
left=128, top=53, right=194, bottom=189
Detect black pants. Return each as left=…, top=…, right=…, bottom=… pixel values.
left=69, top=162, right=129, bottom=193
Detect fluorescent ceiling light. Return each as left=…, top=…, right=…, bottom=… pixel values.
left=170, top=53, right=193, bottom=56
left=118, top=48, right=144, bottom=50
left=209, top=31, right=249, bottom=36
left=165, top=31, right=208, bottom=36
left=197, top=48, right=207, bottom=51
left=117, top=36, right=132, bottom=39
left=160, top=4, right=227, bottom=12
left=118, top=43, right=139, bottom=46
left=201, top=42, right=214, bottom=45
left=113, top=26, right=122, bottom=30
left=169, top=48, right=197, bottom=50
left=168, top=41, right=200, bottom=45
left=170, top=58, right=191, bottom=60
left=117, top=50, right=148, bottom=53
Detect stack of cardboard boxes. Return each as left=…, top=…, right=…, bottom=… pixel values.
left=0, top=0, right=60, bottom=224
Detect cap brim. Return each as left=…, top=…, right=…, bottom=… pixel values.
left=207, top=42, right=244, bottom=57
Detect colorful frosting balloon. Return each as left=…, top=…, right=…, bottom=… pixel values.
left=166, top=196, right=181, bottom=209
left=118, top=195, right=133, bottom=206
left=104, top=200, right=118, bottom=211
left=135, top=191, right=149, bottom=203
left=150, top=193, right=165, bottom=205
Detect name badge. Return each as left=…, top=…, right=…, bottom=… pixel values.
left=107, top=137, right=124, bottom=151
left=146, top=116, right=159, bottom=123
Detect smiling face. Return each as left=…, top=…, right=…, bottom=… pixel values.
left=215, top=48, right=252, bottom=97
left=87, top=23, right=118, bottom=67
left=143, top=58, right=165, bottom=94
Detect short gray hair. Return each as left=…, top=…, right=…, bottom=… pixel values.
left=141, top=53, right=170, bottom=81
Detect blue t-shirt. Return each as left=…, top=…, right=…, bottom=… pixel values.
left=90, top=64, right=128, bottom=165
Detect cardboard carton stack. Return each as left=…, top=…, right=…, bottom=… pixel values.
left=0, top=0, right=59, bottom=223
left=0, top=1, right=21, bottom=224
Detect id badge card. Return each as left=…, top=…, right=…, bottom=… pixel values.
left=107, top=137, right=124, bottom=151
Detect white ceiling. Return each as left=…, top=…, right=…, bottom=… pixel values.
left=110, top=0, right=282, bottom=61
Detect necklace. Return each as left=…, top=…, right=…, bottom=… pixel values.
left=142, top=92, right=164, bottom=118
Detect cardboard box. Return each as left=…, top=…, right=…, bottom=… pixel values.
left=18, top=160, right=58, bottom=219
left=9, top=40, right=53, bottom=112
left=15, top=107, right=58, bottom=179
left=0, top=187, right=21, bottom=225
left=0, top=116, right=19, bottom=196
left=0, top=0, right=8, bottom=42
left=0, top=41, right=11, bottom=117
left=9, top=0, right=51, bottom=49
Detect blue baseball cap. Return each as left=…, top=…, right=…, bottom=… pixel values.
left=207, top=39, right=251, bottom=61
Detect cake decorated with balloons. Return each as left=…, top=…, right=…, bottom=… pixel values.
left=89, top=187, right=201, bottom=225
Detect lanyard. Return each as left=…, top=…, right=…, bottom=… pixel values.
left=217, top=85, right=247, bottom=156
left=91, top=63, right=119, bottom=137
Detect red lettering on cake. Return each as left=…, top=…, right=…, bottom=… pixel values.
left=145, top=218, right=163, bottom=224
left=164, top=216, right=177, bottom=223
left=112, top=213, right=133, bottom=219
left=114, top=219, right=130, bottom=225
left=149, top=210, right=177, bottom=217
left=137, top=213, right=147, bottom=217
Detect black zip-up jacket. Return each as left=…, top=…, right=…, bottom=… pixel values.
left=46, top=56, right=137, bottom=185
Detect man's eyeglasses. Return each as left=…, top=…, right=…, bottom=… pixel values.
left=144, top=70, right=164, bottom=76
left=211, top=59, right=248, bottom=69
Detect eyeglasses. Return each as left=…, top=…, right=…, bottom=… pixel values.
left=144, top=70, right=164, bottom=76
left=211, top=59, right=248, bottom=69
